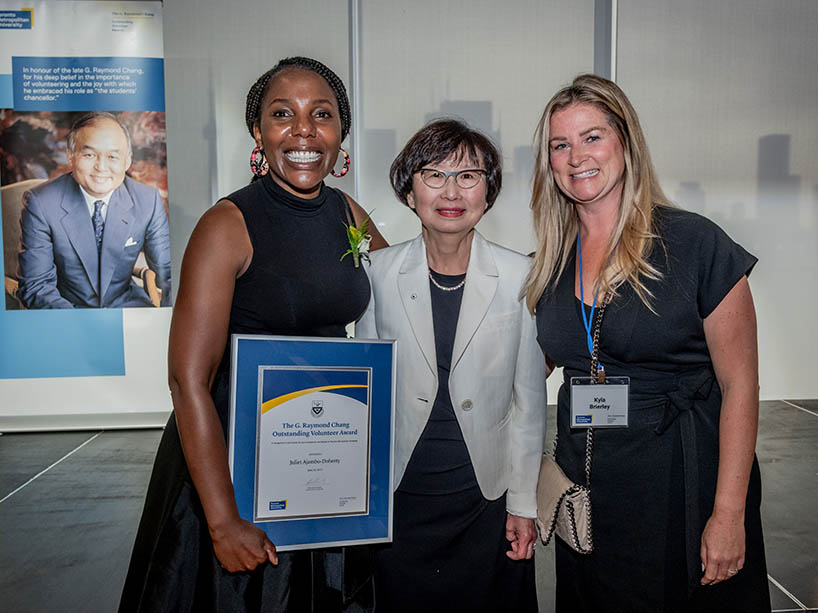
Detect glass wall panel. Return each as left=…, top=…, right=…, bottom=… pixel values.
left=357, top=0, right=596, bottom=253
left=617, top=0, right=818, bottom=399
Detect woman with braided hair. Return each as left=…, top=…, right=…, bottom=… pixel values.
left=120, top=57, right=386, bottom=612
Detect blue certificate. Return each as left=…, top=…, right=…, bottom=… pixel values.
left=228, top=335, right=395, bottom=551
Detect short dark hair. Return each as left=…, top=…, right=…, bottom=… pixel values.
left=389, top=119, right=502, bottom=211
left=67, top=111, right=131, bottom=154
left=245, top=56, right=351, bottom=141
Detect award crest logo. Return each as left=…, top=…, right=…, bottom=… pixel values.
left=311, top=400, right=324, bottom=417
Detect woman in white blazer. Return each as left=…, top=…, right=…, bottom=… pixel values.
left=356, top=120, right=546, bottom=612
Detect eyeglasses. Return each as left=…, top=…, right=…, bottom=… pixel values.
left=418, top=168, right=487, bottom=190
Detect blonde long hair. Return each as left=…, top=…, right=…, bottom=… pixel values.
left=524, top=74, right=672, bottom=313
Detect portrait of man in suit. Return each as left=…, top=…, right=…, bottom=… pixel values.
left=16, top=112, right=172, bottom=309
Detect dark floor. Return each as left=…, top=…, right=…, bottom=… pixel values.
left=0, top=399, right=816, bottom=612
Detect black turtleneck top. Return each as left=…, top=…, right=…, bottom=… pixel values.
left=224, top=173, right=371, bottom=338
left=207, top=174, right=371, bottom=428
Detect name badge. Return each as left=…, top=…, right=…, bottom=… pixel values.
left=570, top=376, right=630, bottom=428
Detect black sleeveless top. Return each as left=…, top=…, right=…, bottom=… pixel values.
left=225, top=173, right=371, bottom=338
left=209, top=174, right=371, bottom=433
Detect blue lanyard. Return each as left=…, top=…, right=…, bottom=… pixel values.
left=577, top=232, right=602, bottom=368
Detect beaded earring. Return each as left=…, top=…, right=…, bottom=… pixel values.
left=330, top=148, right=351, bottom=178
left=250, top=146, right=269, bottom=177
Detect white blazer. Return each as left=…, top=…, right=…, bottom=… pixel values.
left=357, top=231, right=546, bottom=518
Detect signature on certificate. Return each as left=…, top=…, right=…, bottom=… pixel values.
left=304, top=477, right=329, bottom=491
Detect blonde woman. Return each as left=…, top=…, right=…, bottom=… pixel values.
left=527, top=74, right=770, bottom=611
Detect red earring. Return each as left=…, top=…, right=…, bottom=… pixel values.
left=250, top=146, right=268, bottom=177
left=331, top=148, right=351, bottom=178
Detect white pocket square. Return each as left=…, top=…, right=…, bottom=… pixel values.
left=124, top=237, right=138, bottom=247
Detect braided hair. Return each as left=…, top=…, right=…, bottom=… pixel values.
left=245, top=56, right=351, bottom=141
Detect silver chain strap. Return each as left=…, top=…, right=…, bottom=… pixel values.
left=583, top=290, right=610, bottom=486
left=551, top=290, right=611, bottom=487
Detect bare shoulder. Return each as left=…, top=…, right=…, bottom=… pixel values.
left=337, top=190, right=389, bottom=250
left=339, top=191, right=363, bottom=213
left=192, top=200, right=247, bottom=244
left=185, top=199, right=251, bottom=274
left=199, top=199, right=245, bottom=231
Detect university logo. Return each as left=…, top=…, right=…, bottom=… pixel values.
left=311, top=400, right=324, bottom=417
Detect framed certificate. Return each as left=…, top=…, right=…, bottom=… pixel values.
left=228, top=334, right=396, bottom=551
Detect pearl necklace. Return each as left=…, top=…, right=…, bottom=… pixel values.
left=428, top=269, right=466, bottom=292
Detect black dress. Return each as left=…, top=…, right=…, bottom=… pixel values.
left=536, top=206, right=770, bottom=612
left=374, top=271, right=538, bottom=613
left=120, top=174, right=373, bottom=613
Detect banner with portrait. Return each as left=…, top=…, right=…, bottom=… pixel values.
left=0, top=1, right=172, bottom=430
